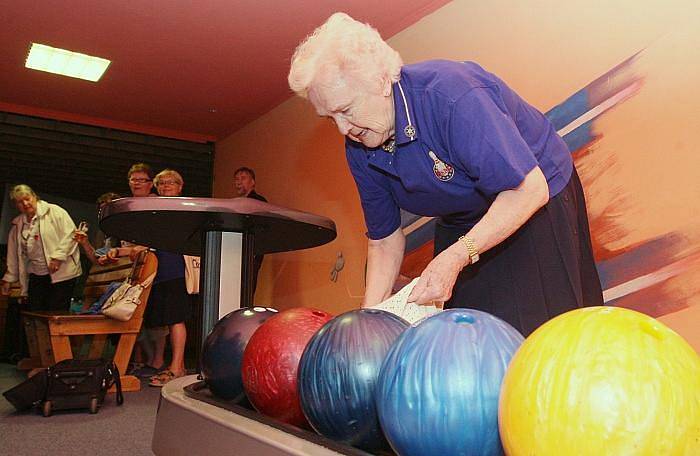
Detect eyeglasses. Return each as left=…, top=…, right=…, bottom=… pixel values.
left=157, top=180, right=182, bottom=186
left=129, top=178, right=152, bottom=184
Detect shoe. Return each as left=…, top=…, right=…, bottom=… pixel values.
left=126, top=362, right=145, bottom=375
left=133, top=364, right=164, bottom=378
left=149, top=369, right=185, bottom=387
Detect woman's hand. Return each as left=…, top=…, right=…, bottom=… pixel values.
left=129, top=246, right=148, bottom=261
left=408, top=246, right=468, bottom=305
left=72, top=229, right=88, bottom=245
left=0, top=281, right=10, bottom=296
left=48, top=259, right=62, bottom=274
left=97, top=255, right=116, bottom=266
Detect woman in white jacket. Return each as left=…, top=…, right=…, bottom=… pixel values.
left=1, top=185, right=82, bottom=311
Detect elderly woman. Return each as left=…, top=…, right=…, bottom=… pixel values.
left=288, top=13, right=603, bottom=335
left=108, top=169, right=190, bottom=386
left=1, top=185, right=82, bottom=311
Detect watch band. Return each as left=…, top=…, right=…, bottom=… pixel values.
left=458, top=235, right=480, bottom=264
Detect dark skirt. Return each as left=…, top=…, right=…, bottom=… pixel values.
left=144, top=277, right=192, bottom=328
left=435, top=168, right=603, bottom=336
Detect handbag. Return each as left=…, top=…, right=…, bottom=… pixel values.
left=183, top=255, right=200, bottom=294
left=82, top=281, right=123, bottom=314
left=101, top=257, right=156, bottom=321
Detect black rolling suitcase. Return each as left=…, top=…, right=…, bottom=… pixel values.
left=42, top=358, right=124, bottom=416
left=2, top=368, right=48, bottom=411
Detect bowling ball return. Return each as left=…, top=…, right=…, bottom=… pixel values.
left=153, top=375, right=379, bottom=456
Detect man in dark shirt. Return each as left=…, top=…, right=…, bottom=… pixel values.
left=234, top=167, right=266, bottom=294
left=234, top=167, right=267, bottom=202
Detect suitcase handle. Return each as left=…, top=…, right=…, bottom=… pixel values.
left=53, top=370, right=95, bottom=379
left=111, top=364, right=124, bottom=406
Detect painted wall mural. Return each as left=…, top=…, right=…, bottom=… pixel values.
left=398, top=46, right=700, bottom=322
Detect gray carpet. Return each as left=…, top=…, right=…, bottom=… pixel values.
left=0, top=363, right=162, bottom=455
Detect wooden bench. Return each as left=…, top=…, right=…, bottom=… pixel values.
left=18, top=251, right=157, bottom=392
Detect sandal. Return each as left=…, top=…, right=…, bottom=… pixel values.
left=148, top=369, right=184, bottom=387
left=134, top=364, right=166, bottom=378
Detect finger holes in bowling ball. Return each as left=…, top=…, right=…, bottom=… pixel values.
left=312, top=310, right=327, bottom=318
left=454, top=314, right=476, bottom=325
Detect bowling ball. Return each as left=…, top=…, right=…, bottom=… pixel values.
left=499, top=306, right=700, bottom=456
left=377, top=309, right=523, bottom=456
left=200, top=307, right=278, bottom=401
left=242, top=307, right=334, bottom=427
left=298, top=309, right=409, bottom=451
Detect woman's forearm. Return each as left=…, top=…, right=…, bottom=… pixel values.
left=458, top=166, right=549, bottom=262
left=362, top=227, right=406, bottom=307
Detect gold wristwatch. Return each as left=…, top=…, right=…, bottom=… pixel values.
left=458, top=235, right=479, bottom=264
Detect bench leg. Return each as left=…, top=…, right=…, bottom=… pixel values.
left=49, top=334, right=73, bottom=363
left=112, top=333, right=140, bottom=392
left=88, top=334, right=108, bottom=359
left=112, top=333, right=136, bottom=375
left=18, top=317, right=43, bottom=370
left=35, top=320, right=56, bottom=366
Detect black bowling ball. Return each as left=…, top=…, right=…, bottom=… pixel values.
left=200, top=306, right=278, bottom=401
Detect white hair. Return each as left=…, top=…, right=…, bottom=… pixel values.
left=10, top=184, right=38, bottom=202
left=288, top=12, right=403, bottom=98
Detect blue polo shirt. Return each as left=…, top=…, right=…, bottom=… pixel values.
left=346, top=60, right=572, bottom=240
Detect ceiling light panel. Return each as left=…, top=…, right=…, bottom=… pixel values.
left=25, top=43, right=110, bottom=82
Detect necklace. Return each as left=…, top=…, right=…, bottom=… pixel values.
left=381, top=138, right=396, bottom=153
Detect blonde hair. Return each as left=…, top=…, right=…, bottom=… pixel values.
left=288, top=12, right=403, bottom=98
left=9, top=184, right=38, bottom=202
left=154, top=169, right=184, bottom=187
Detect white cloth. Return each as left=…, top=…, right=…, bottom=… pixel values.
left=369, top=278, right=442, bottom=324
left=21, top=215, right=50, bottom=275
left=3, top=200, right=82, bottom=296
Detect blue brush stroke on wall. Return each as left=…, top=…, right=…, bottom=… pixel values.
left=595, top=234, right=680, bottom=291
left=545, top=89, right=590, bottom=132
left=404, top=218, right=437, bottom=253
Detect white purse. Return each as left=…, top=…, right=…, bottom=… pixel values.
left=101, top=261, right=156, bottom=321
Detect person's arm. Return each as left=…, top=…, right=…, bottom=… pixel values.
left=107, top=245, right=148, bottom=261
left=74, top=230, right=100, bottom=265
left=2, top=225, right=24, bottom=296
left=48, top=206, right=79, bottom=264
left=408, top=166, right=549, bottom=304
left=2, top=225, right=20, bottom=286
left=362, top=227, right=406, bottom=307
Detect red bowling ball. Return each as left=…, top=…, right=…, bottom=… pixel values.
left=241, top=307, right=334, bottom=428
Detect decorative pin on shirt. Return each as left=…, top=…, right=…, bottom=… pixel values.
left=428, top=151, right=454, bottom=181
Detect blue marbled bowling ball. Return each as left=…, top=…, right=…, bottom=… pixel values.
left=376, top=309, right=523, bottom=456
left=298, top=309, right=409, bottom=452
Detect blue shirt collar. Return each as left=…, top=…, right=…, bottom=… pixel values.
left=392, top=78, right=419, bottom=146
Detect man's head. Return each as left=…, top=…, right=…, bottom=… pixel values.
left=234, top=167, right=256, bottom=197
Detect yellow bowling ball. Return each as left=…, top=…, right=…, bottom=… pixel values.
left=499, top=306, right=700, bottom=456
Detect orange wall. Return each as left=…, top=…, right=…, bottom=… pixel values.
left=213, top=0, right=700, bottom=348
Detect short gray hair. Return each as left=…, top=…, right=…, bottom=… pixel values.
left=288, top=12, right=403, bottom=98
left=9, top=184, right=38, bottom=202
